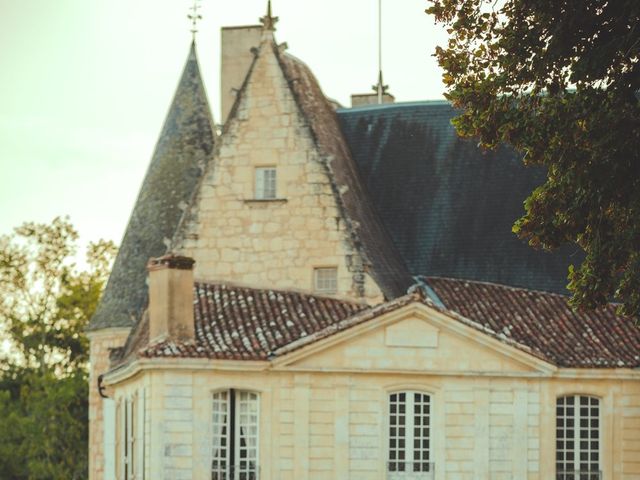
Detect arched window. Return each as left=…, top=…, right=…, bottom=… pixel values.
left=556, top=395, right=601, bottom=480
left=212, top=390, right=259, bottom=480
left=388, top=391, right=433, bottom=478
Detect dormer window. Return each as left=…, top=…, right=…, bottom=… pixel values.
left=255, top=167, right=276, bottom=200
left=314, top=267, right=337, bottom=294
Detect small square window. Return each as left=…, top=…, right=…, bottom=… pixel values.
left=314, top=267, right=337, bottom=294
left=255, top=167, right=276, bottom=199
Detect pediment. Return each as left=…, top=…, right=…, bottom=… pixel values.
left=274, top=302, right=554, bottom=375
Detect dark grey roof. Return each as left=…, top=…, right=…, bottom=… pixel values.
left=88, top=43, right=215, bottom=331
left=337, top=101, right=579, bottom=294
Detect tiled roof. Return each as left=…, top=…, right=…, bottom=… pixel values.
left=115, top=279, right=640, bottom=369
left=426, top=277, right=640, bottom=368
left=89, top=43, right=215, bottom=330
left=124, top=283, right=367, bottom=362
left=337, top=103, right=581, bottom=295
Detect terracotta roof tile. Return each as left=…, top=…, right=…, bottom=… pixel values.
left=134, top=283, right=367, bottom=361
left=426, top=277, right=640, bottom=368
left=115, top=279, right=640, bottom=370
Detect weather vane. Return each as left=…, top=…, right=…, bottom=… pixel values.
left=188, top=0, right=203, bottom=40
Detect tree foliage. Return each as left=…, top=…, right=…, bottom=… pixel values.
left=426, top=0, right=640, bottom=316
left=0, top=217, right=116, bottom=479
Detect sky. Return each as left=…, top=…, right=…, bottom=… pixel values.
left=0, top=0, right=448, bottom=247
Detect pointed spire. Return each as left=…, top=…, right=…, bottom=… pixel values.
left=260, top=0, right=278, bottom=31
left=88, top=43, right=215, bottom=331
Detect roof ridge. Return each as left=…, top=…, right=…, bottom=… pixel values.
left=424, top=275, right=577, bottom=300
left=195, top=281, right=369, bottom=308
left=337, top=99, right=451, bottom=113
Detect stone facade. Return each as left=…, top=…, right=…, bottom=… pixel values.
left=90, top=10, right=640, bottom=480
left=103, top=302, right=640, bottom=480
left=87, top=328, right=131, bottom=480
left=175, top=31, right=383, bottom=304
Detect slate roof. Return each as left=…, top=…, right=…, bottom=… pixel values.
left=277, top=48, right=413, bottom=298
left=88, top=43, right=215, bottom=331
left=337, top=102, right=581, bottom=294
left=114, top=280, right=640, bottom=369
left=426, top=277, right=640, bottom=368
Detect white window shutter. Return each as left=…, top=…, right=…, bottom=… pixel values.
left=136, top=390, right=145, bottom=479
left=103, top=399, right=116, bottom=480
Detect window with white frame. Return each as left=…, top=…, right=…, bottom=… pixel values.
left=212, top=390, right=259, bottom=480
left=313, top=267, right=337, bottom=294
left=388, top=392, right=433, bottom=478
left=254, top=167, right=276, bottom=200
left=556, top=395, right=601, bottom=480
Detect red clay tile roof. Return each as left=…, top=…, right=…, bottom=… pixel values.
left=114, top=279, right=640, bottom=370
left=132, top=283, right=367, bottom=361
left=426, top=277, right=640, bottom=368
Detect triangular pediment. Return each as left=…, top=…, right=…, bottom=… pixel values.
left=273, top=301, right=555, bottom=375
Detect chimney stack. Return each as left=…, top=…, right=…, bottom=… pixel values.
left=220, top=25, right=263, bottom=124
left=147, top=254, right=196, bottom=342
left=350, top=92, right=395, bottom=108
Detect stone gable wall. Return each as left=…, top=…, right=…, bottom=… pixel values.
left=175, top=38, right=383, bottom=304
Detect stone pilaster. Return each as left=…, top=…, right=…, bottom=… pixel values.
left=87, top=328, right=131, bottom=480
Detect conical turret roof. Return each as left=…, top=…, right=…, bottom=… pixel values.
left=89, top=42, right=215, bottom=331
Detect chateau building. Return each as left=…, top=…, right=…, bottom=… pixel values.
left=87, top=6, right=640, bottom=480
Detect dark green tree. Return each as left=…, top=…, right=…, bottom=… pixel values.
left=426, top=0, right=640, bottom=316
left=0, top=217, right=116, bottom=479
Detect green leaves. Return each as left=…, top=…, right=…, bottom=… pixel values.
left=427, top=0, right=640, bottom=317
left=0, top=218, right=116, bottom=479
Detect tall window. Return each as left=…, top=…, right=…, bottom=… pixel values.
left=556, top=395, right=601, bottom=480
left=388, top=392, right=433, bottom=478
left=212, top=390, right=259, bottom=480
left=255, top=167, right=276, bottom=200
left=116, top=395, right=139, bottom=480
left=313, top=267, right=337, bottom=294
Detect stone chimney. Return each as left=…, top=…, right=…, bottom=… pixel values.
left=221, top=25, right=263, bottom=124
left=351, top=92, right=395, bottom=107
left=147, top=254, right=196, bottom=342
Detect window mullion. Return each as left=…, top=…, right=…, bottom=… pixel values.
left=406, top=393, right=415, bottom=469
left=230, top=389, right=236, bottom=480
left=573, top=395, right=580, bottom=473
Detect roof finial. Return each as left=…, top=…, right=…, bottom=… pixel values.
left=260, top=0, right=279, bottom=31
left=374, top=0, right=388, bottom=103
left=372, top=70, right=389, bottom=99
left=188, top=0, right=203, bottom=40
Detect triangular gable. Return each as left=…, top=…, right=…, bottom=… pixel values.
left=272, top=301, right=556, bottom=375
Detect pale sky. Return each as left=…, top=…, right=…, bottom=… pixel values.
left=0, top=0, right=447, bottom=246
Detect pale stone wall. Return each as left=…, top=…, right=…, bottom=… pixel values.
left=622, top=381, right=640, bottom=479
left=87, top=328, right=130, bottom=480
left=176, top=33, right=383, bottom=304
left=108, top=369, right=640, bottom=480
left=104, top=306, right=640, bottom=479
